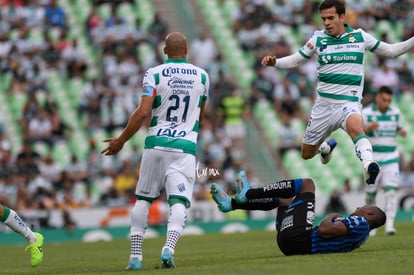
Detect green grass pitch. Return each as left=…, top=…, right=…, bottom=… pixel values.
left=2, top=222, right=414, bottom=274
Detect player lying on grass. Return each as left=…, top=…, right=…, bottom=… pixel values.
left=210, top=171, right=385, bottom=255
left=0, top=204, right=44, bottom=266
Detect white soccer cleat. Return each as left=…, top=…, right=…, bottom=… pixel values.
left=320, top=139, right=337, bottom=164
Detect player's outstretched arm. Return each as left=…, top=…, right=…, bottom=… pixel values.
left=101, top=95, right=154, bottom=155
left=375, top=36, right=414, bottom=58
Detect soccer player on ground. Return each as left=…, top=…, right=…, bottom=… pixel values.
left=261, top=0, right=414, bottom=186
left=362, top=86, right=407, bottom=235
left=211, top=171, right=386, bottom=255
left=0, top=204, right=44, bottom=267
left=101, top=32, right=209, bottom=270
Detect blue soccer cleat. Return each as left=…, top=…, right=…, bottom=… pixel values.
left=161, top=247, right=176, bottom=269
left=320, top=139, right=337, bottom=164
left=235, top=170, right=251, bottom=203
left=210, top=183, right=232, bottom=212
left=125, top=257, right=142, bottom=270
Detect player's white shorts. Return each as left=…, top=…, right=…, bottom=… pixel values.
left=135, top=149, right=195, bottom=208
left=303, top=99, right=362, bottom=145
left=366, top=162, right=399, bottom=193
left=224, top=123, right=246, bottom=140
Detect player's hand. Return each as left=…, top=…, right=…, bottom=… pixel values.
left=399, top=128, right=407, bottom=138
left=261, top=55, right=277, bottom=66
left=101, top=138, right=124, bottom=155
left=367, top=122, right=379, bottom=132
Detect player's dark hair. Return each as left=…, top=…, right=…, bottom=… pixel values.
left=319, top=0, right=346, bottom=15
left=370, top=206, right=387, bottom=229
left=378, top=86, right=393, bottom=96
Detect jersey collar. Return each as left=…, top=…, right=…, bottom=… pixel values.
left=165, top=58, right=189, bottom=63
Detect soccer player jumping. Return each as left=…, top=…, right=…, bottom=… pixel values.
left=261, top=0, right=414, bottom=185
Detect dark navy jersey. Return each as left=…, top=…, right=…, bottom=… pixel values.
left=310, top=215, right=370, bottom=254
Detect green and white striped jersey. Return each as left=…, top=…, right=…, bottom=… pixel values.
left=299, top=24, right=380, bottom=103
left=361, top=104, right=403, bottom=165
left=142, top=58, right=209, bottom=156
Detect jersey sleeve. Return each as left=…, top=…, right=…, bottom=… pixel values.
left=342, top=215, right=370, bottom=233
left=142, top=68, right=156, bottom=97
left=298, top=32, right=318, bottom=59
left=396, top=108, right=404, bottom=129
left=361, top=29, right=381, bottom=52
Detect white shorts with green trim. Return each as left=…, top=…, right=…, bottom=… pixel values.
left=303, top=99, right=362, bottom=145
left=135, top=148, right=195, bottom=208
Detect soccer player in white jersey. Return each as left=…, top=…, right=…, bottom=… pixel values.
left=362, top=86, right=406, bottom=235
left=261, top=0, right=414, bottom=186
left=101, top=32, right=209, bottom=270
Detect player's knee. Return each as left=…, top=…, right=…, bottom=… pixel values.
left=301, top=144, right=318, bottom=159
left=301, top=151, right=314, bottom=160
left=301, top=178, right=315, bottom=193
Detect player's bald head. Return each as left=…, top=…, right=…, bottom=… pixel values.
left=164, top=32, right=187, bottom=58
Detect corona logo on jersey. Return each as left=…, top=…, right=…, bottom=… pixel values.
left=162, top=67, right=197, bottom=77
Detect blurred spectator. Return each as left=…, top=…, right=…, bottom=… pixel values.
left=38, top=153, right=63, bottom=187
left=60, top=38, right=88, bottom=78
left=26, top=166, right=55, bottom=211
left=55, top=29, right=70, bottom=52
left=27, top=62, right=49, bottom=94
left=396, top=60, right=414, bottom=93
left=273, top=76, right=301, bottom=118
left=16, top=139, right=41, bottom=175
left=250, top=66, right=274, bottom=104
left=113, top=159, right=136, bottom=202
left=371, top=59, right=400, bottom=98
left=66, top=154, right=91, bottom=199
left=44, top=0, right=67, bottom=29
left=41, top=34, right=60, bottom=68
left=216, top=88, right=249, bottom=144
left=1, top=0, right=25, bottom=29
left=22, top=0, right=45, bottom=28
left=277, top=110, right=301, bottom=157
left=147, top=12, right=168, bottom=46
left=27, top=108, right=54, bottom=148
left=55, top=177, right=89, bottom=209
left=85, top=6, right=102, bottom=43
left=207, top=53, right=231, bottom=87
left=211, top=70, right=236, bottom=109
left=45, top=99, right=70, bottom=143
left=188, top=31, right=217, bottom=71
